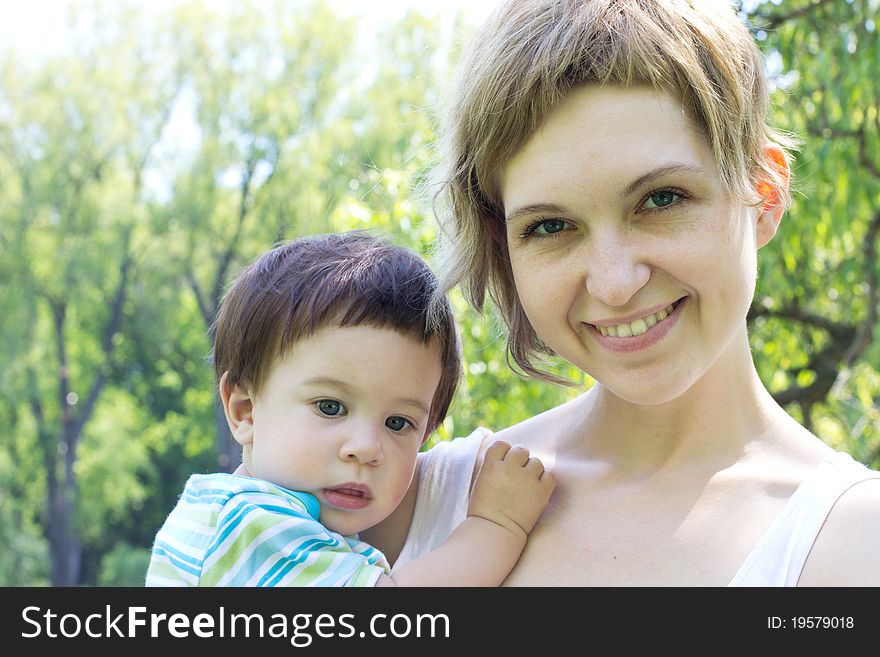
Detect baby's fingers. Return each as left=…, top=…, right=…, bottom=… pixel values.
left=484, top=440, right=532, bottom=467
left=539, top=469, right=556, bottom=492
left=502, top=444, right=531, bottom=467
left=525, top=459, right=556, bottom=497
left=524, top=456, right=545, bottom=477
left=483, top=440, right=512, bottom=462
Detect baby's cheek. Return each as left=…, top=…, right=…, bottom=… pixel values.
left=390, top=463, right=417, bottom=504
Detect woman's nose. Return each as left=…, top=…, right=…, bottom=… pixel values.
left=583, top=233, right=651, bottom=307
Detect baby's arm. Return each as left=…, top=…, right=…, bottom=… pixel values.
left=375, top=440, right=555, bottom=587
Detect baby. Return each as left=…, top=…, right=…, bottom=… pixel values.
left=146, top=231, right=554, bottom=586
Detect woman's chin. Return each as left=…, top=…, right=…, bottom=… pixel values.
left=591, top=374, right=698, bottom=408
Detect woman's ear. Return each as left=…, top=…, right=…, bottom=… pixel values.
left=219, top=371, right=254, bottom=446
left=755, top=145, right=790, bottom=249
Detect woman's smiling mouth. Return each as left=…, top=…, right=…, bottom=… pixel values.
left=586, top=298, right=686, bottom=352
left=593, top=298, right=684, bottom=337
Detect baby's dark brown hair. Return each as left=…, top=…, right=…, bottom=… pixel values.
left=211, top=231, right=461, bottom=436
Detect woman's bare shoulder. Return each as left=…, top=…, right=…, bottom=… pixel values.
left=798, top=476, right=880, bottom=586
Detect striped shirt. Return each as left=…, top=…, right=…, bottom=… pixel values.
left=145, top=473, right=390, bottom=587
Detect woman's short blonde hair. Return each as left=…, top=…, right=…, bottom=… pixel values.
left=430, top=0, right=795, bottom=382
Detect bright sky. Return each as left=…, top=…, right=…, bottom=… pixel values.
left=0, top=0, right=504, bottom=203
left=0, top=0, right=503, bottom=56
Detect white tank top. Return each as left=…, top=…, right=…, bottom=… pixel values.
left=394, top=429, right=879, bottom=586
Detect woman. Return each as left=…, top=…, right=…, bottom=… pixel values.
left=362, top=0, right=880, bottom=586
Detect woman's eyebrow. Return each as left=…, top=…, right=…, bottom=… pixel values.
left=505, top=202, right=570, bottom=224
left=620, top=163, right=705, bottom=199
left=505, top=164, right=706, bottom=223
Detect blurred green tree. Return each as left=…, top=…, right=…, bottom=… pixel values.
left=0, top=1, right=180, bottom=585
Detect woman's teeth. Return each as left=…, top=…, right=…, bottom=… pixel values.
left=597, top=303, right=675, bottom=337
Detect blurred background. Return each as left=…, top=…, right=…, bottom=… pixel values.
left=0, top=0, right=877, bottom=586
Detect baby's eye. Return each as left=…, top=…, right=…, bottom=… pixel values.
left=316, top=399, right=346, bottom=417
left=385, top=416, right=413, bottom=432
left=642, top=190, right=681, bottom=210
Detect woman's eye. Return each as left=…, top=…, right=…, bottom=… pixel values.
left=385, top=416, right=412, bottom=432
left=532, top=219, right=568, bottom=235
left=519, top=218, right=570, bottom=240
left=316, top=399, right=345, bottom=417
left=642, top=190, right=681, bottom=210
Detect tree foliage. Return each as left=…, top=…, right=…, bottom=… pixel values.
left=746, top=0, right=880, bottom=465
left=0, top=0, right=876, bottom=585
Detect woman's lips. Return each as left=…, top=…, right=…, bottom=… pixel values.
left=322, top=484, right=373, bottom=510
left=587, top=297, right=686, bottom=353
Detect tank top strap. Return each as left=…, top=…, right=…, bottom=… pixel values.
left=729, top=451, right=879, bottom=586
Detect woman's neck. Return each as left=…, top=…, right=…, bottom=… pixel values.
left=562, top=332, right=788, bottom=479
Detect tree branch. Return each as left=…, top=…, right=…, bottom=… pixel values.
left=755, top=209, right=880, bottom=408
left=27, top=368, right=53, bottom=472
left=858, top=131, right=880, bottom=180
left=748, top=301, right=852, bottom=340
left=805, top=124, right=861, bottom=140
left=72, top=228, right=134, bottom=440
left=842, top=209, right=880, bottom=366
left=48, top=297, right=70, bottom=427
left=207, top=152, right=258, bottom=328
left=187, top=268, right=211, bottom=323
left=752, top=0, right=836, bottom=30
left=770, top=333, right=852, bottom=407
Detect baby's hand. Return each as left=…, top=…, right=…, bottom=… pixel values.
left=467, top=440, right=556, bottom=539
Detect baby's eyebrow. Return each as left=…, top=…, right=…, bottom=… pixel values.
left=396, top=398, right=430, bottom=415
left=620, top=163, right=705, bottom=199
left=301, top=376, right=354, bottom=391
left=302, top=377, right=430, bottom=415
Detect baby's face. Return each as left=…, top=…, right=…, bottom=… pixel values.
left=246, top=325, right=442, bottom=536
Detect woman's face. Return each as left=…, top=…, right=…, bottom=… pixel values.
left=501, top=85, right=769, bottom=405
